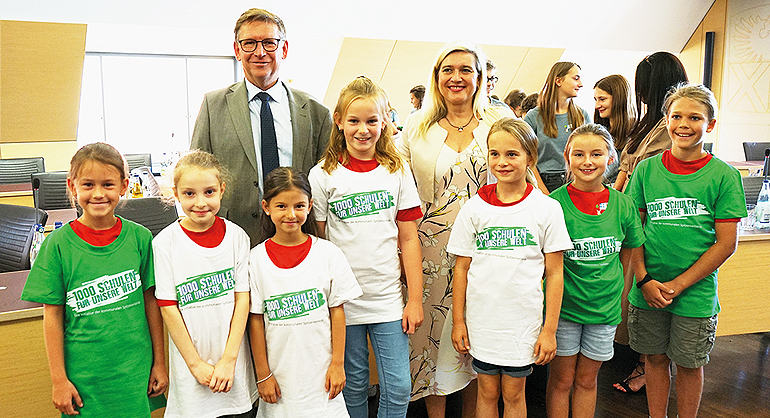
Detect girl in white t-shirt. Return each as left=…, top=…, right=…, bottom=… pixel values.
left=448, top=118, right=572, bottom=417
left=153, top=150, right=257, bottom=418
left=248, top=166, right=362, bottom=418
left=309, top=76, right=424, bottom=418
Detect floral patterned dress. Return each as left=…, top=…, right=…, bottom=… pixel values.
left=409, top=139, right=487, bottom=400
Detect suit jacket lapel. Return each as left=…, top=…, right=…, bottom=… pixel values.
left=227, top=81, right=258, bottom=172
left=287, top=86, right=310, bottom=166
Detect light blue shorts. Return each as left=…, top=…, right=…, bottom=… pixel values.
left=555, top=318, right=617, bottom=361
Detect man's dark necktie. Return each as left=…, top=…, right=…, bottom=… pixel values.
left=257, top=92, right=279, bottom=181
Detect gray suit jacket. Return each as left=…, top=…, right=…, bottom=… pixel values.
left=191, top=80, right=332, bottom=246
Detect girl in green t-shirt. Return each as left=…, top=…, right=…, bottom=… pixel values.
left=546, top=124, right=644, bottom=418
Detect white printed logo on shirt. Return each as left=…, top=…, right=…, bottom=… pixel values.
left=66, top=269, right=142, bottom=314
left=476, top=227, right=537, bottom=250
left=176, top=268, right=235, bottom=307
left=646, top=197, right=710, bottom=220
left=264, top=288, right=326, bottom=321
left=565, top=236, right=621, bottom=261
left=329, top=190, right=394, bottom=219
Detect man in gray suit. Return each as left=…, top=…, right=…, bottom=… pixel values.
left=191, top=8, right=331, bottom=246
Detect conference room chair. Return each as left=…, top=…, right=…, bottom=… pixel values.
left=0, top=204, right=48, bottom=272
left=743, top=176, right=764, bottom=206
left=0, top=157, right=45, bottom=185
left=704, top=143, right=713, bottom=153
left=32, top=172, right=72, bottom=210
left=742, top=142, right=770, bottom=161
left=114, top=196, right=177, bottom=236
left=124, top=153, right=152, bottom=172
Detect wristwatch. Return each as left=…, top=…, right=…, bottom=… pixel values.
left=636, top=274, right=653, bottom=289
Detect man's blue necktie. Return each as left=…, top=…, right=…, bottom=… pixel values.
left=257, top=92, right=279, bottom=181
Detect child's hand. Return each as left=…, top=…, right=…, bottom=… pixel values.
left=451, top=321, right=471, bottom=354
left=325, top=362, right=346, bottom=399
left=147, top=362, right=168, bottom=397
left=402, top=299, right=424, bottom=335
left=533, top=330, right=556, bottom=365
left=52, top=378, right=83, bottom=415
left=640, top=280, right=675, bottom=309
left=190, top=360, right=215, bottom=387
left=210, top=357, right=236, bottom=393
left=257, top=374, right=281, bottom=403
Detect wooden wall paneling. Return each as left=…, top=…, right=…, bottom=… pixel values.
left=0, top=21, right=86, bottom=144
left=507, top=47, right=566, bottom=99
left=0, top=140, right=79, bottom=172
left=478, top=44, right=529, bottom=102
left=322, top=38, right=396, bottom=112
left=379, top=40, right=445, bottom=121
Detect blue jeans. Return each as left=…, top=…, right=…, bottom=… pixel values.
left=343, top=320, right=410, bottom=418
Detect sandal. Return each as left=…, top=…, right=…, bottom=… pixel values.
left=613, top=361, right=646, bottom=394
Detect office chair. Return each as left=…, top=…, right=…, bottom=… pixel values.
left=32, top=172, right=72, bottom=210
left=124, top=153, right=152, bottom=172
left=704, top=143, right=713, bottom=154
left=743, top=176, right=764, bottom=206
left=742, top=142, right=770, bottom=161
left=114, top=196, right=177, bottom=236
left=0, top=204, right=48, bottom=272
left=0, top=157, right=45, bottom=185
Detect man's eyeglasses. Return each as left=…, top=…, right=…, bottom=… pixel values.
left=238, top=38, right=283, bottom=53
left=487, top=76, right=499, bottom=83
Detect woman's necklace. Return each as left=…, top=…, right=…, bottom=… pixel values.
left=444, top=114, right=475, bottom=132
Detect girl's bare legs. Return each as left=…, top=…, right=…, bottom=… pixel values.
left=572, top=354, right=603, bottom=418
left=462, top=379, right=477, bottom=418
left=424, top=395, right=446, bottom=418
left=645, top=353, right=672, bottom=418
left=500, top=375, right=526, bottom=418
left=476, top=374, right=501, bottom=418
left=546, top=355, right=576, bottom=418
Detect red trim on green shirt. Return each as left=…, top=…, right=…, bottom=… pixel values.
left=567, top=184, right=610, bottom=215
left=266, top=236, right=312, bottom=269
left=180, top=216, right=226, bottom=248
left=661, top=149, right=712, bottom=175
left=71, top=217, right=122, bottom=246
left=477, top=183, right=534, bottom=206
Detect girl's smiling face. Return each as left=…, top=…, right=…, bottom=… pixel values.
left=68, top=161, right=128, bottom=229
left=567, top=134, right=610, bottom=192
left=594, top=87, right=613, bottom=119
left=556, top=65, right=582, bottom=99
left=487, top=131, right=532, bottom=186
left=261, top=187, right=312, bottom=240
left=337, top=97, right=385, bottom=161
left=666, top=97, right=716, bottom=153
left=174, top=167, right=224, bottom=232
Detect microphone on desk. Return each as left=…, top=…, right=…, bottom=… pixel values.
left=32, top=177, right=41, bottom=225
left=763, top=148, right=769, bottom=180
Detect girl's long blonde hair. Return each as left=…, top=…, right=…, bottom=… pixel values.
left=537, top=62, right=586, bottom=138
left=322, top=76, right=403, bottom=174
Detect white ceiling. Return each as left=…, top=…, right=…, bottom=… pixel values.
left=1, top=0, right=714, bottom=53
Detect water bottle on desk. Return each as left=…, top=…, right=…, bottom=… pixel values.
left=755, top=179, right=770, bottom=230
left=29, top=223, right=46, bottom=266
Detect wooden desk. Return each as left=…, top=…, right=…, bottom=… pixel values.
left=727, top=160, right=765, bottom=176
left=44, top=208, right=77, bottom=232
left=0, top=183, right=33, bottom=207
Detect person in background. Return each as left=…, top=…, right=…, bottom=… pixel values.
left=521, top=92, right=539, bottom=117
left=626, top=84, right=745, bottom=418
left=593, top=74, right=637, bottom=185
left=486, top=59, right=508, bottom=108
left=504, top=89, right=527, bottom=118
left=524, top=62, right=591, bottom=194
left=410, top=85, right=426, bottom=113
left=400, top=41, right=514, bottom=418
left=191, top=8, right=332, bottom=246
left=21, top=143, right=168, bottom=417
left=613, top=51, right=688, bottom=192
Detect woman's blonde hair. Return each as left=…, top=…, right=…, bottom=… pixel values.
left=487, top=117, right=539, bottom=186
left=322, top=76, right=403, bottom=174
left=415, top=41, right=490, bottom=138
left=537, top=62, right=586, bottom=138
left=562, top=123, right=618, bottom=182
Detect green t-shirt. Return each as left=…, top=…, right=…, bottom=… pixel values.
left=21, top=217, right=157, bottom=418
left=626, top=155, right=747, bottom=317
left=551, top=186, right=645, bottom=325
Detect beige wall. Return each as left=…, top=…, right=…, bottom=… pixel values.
left=323, top=38, right=564, bottom=123
left=0, top=20, right=85, bottom=171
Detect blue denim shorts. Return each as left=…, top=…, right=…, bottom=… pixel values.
left=554, top=317, right=617, bottom=361
left=472, top=358, right=533, bottom=378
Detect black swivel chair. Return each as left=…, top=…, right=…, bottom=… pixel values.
left=743, top=176, right=764, bottom=206
left=742, top=142, right=770, bottom=161
left=704, top=143, right=713, bottom=154
left=0, top=204, right=48, bottom=272
left=32, top=172, right=72, bottom=210
left=114, top=197, right=178, bottom=236
left=124, top=153, right=152, bottom=172
left=0, top=157, right=45, bottom=185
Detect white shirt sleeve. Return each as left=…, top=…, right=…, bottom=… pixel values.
left=446, top=199, right=477, bottom=258
left=309, top=164, right=329, bottom=222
